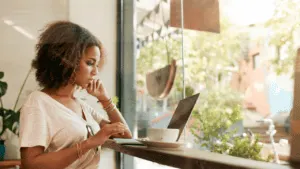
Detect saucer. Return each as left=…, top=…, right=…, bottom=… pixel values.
left=136, top=138, right=184, bottom=149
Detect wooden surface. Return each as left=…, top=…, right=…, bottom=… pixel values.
left=103, top=139, right=298, bottom=169
left=0, top=160, right=21, bottom=168
left=1, top=140, right=297, bottom=169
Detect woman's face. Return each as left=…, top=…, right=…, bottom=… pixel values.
left=74, top=46, right=101, bottom=88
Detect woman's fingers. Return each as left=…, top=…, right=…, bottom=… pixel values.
left=96, top=122, right=127, bottom=138
left=87, top=82, right=92, bottom=91
left=96, top=79, right=101, bottom=89
left=110, top=128, right=125, bottom=136
left=93, top=80, right=97, bottom=91
left=109, top=128, right=124, bottom=136
left=108, top=123, right=127, bottom=135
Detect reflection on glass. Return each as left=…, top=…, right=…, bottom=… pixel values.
left=136, top=0, right=296, bottom=166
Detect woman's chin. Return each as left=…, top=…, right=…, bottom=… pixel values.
left=77, top=83, right=88, bottom=89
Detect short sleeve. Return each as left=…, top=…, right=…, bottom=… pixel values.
left=19, top=105, right=50, bottom=150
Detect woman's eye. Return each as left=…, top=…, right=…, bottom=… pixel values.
left=87, top=61, right=94, bottom=66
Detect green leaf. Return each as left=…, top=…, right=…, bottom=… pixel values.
left=0, top=81, right=7, bottom=97
left=0, top=72, right=3, bottom=79
left=0, top=108, right=20, bottom=135
left=112, top=96, right=119, bottom=106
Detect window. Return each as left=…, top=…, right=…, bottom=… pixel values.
left=130, top=0, right=295, bottom=168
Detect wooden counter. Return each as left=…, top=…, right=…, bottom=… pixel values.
left=0, top=160, right=21, bottom=169
left=1, top=140, right=299, bottom=169
left=102, top=139, right=298, bottom=169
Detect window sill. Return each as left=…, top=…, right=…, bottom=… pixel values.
left=103, top=139, right=297, bottom=169
left=0, top=140, right=296, bottom=169
left=0, top=160, right=21, bottom=168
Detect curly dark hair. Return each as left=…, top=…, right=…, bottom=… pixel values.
left=32, top=20, right=106, bottom=89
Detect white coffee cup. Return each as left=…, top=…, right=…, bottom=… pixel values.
left=147, top=128, right=179, bottom=142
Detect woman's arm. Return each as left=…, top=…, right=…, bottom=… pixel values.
left=21, top=139, right=93, bottom=169
left=86, top=79, right=132, bottom=138
left=21, top=122, right=126, bottom=169
left=100, top=100, right=132, bottom=138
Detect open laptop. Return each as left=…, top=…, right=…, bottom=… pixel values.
left=114, top=93, right=200, bottom=145
left=167, top=93, right=200, bottom=141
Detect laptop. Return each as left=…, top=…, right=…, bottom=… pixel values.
left=114, top=93, right=200, bottom=144
left=167, top=93, right=200, bottom=141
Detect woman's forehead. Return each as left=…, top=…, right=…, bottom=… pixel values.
left=84, top=46, right=101, bottom=59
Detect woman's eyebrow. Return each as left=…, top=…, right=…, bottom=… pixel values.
left=87, top=58, right=97, bottom=62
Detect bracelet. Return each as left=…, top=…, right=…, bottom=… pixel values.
left=103, top=102, right=114, bottom=111
left=97, top=98, right=112, bottom=104
left=76, top=142, right=83, bottom=162
left=106, top=104, right=116, bottom=114
left=104, top=101, right=117, bottom=112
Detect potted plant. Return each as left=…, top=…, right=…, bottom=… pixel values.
left=0, top=69, right=31, bottom=160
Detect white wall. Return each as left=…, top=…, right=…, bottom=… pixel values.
left=69, top=0, right=117, bottom=98
left=1, top=2, right=118, bottom=167
left=69, top=1, right=118, bottom=169
left=0, top=0, right=68, bottom=159
left=0, top=0, right=69, bottom=110
left=1, top=0, right=118, bottom=110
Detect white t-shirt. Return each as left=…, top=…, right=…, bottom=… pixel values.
left=19, top=91, right=104, bottom=169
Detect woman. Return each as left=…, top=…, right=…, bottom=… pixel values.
left=19, top=21, right=132, bottom=169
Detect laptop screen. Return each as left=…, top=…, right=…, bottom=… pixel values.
left=167, top=93, right=200, bottom=141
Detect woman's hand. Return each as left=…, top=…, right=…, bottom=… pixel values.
left=86, top=79, right=110, bottom=101
left=88, top=122, right=127, bottom=147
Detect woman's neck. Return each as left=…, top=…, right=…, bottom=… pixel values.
left=44, top=84, right=77, bottom=99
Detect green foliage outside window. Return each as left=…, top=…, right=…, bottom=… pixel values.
left=190, top=88, right=270, bottom=161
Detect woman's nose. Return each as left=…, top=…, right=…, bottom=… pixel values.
left=92, top=66, right=98, bottom=75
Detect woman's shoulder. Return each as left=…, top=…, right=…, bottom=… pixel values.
left=22, top=90, right=48, bottom=108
